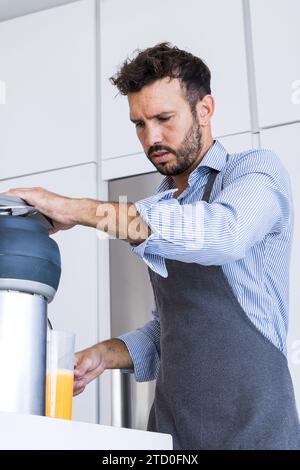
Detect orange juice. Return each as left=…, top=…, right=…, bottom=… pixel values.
left=46, top=369, right=74, bottom=420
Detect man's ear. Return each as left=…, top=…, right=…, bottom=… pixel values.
left=196, top=95, right=215, bottom=126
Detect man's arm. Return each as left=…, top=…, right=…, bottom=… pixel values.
left=4, top=150, right=290, bottom=259
left=73, top=303, right=160, bottom=395
left=3, top=187, right=151, bottom=243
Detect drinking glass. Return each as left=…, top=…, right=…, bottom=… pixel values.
left=46, top=330, right=75, bottom=420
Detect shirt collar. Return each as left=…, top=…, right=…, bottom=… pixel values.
left=156, top=139, right=228, bottom=193
left=198, top=139, right=228, bottom=172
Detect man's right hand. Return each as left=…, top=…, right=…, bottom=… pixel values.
left=73, top=338, right=133, bottom=396
left=73, top=343, right=106, bottom=396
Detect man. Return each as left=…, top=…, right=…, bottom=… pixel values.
left=5, top=43, right=300, bottom=450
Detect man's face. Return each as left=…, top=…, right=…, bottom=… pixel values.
left=128, top=78, right=203, bottom=176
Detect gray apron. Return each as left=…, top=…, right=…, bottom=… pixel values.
left=147, top=170, right=300, bottom=450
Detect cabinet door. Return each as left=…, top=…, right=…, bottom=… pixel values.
left=260, top=124, right=300, bottom=413
left=250, top=0, right=300, bottom=127
left=0, top=0, right=96, bottom=180
left=0, top=163, right=99, bottom=423
left=100, top=0, right=251, bottom=164
left=218, top=132, right=253, bottom=154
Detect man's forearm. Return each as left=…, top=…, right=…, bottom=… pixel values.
left=3, top=188, right=151, bottom=241
left=75, top=198, right=151, bottom=244
left=101, top=338, right=133, bottom=370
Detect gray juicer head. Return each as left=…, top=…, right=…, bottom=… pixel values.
left=0, top=195, right=61, bottom=302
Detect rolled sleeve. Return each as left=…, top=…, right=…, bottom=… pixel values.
left=118, top=329, right=160, bottom=382
left=117, top=305, right=161, bottom=383
left=130, top=189, right=177, bottom=277
left=131, top=192, right=205, bottom=277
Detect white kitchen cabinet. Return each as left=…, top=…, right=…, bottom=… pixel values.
left=218, top=132, right=253, bottom=155
left=100, top=0, right=251, bottom=166
left=0, top=0, right=96, bottom=180
left=250, top=0, right=300, bottom=128
left=260, top=123, right=300, bottom=413
left=0, top=163, right=99, bottom=423
left=102, top=151, right=154, bottom=180
left=0, top=1, right=80, bottom=22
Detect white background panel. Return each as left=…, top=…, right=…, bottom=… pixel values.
left=250, top=0, right=300, bottom=127
left=0, top=0, right=96, bottom=179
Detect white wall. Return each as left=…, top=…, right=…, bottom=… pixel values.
left=0, top=1, right=80, bottom=22
left=0, top=0, right=96, bottom=179
left=250, top=0, right=300, bottom=127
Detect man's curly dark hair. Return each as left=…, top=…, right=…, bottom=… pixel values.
left=110, top=42, right=211, bottom=113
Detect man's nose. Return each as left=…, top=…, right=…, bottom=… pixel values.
left=143, top=125, right=163, bottom=148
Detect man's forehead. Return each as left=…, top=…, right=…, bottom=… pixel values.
left=128, top=77, right=187, bottom=116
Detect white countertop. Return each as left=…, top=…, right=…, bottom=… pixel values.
left=0, top=411, right=172, bottom=450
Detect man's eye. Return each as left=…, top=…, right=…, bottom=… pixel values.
left=158, top=116, right=171, bottom=122
left=135, top=122, right=144, bottom=128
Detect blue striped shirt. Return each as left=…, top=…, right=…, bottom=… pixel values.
left=119, top=140, right=293, bottom=382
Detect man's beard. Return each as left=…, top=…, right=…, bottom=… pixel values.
left=148, top=117, right=203, bottom=176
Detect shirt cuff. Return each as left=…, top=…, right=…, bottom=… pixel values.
left=117, top=330, right=160, bottom=382
left=130, top=190, right=177, bottom=278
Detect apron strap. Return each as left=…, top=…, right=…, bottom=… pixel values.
left=201, top=169, right=219, bottom=203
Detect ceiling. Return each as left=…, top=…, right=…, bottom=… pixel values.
left=0, top=0, right=79, bottom=22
